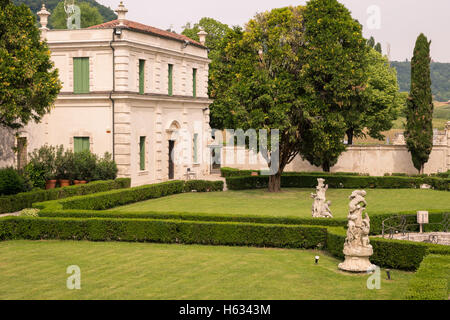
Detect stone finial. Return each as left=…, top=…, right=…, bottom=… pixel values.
left=37, top=4, right=51, bottom=31
left=115, top=1, right=128, bottom=26
left=197, top=28, right=208, bottom=45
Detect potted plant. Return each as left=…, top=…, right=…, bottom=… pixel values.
left=73, top=150, right=97, bottom=184
left=31, top=145, right=57, bottom=189
left=55, top=146, right=73, bottom=187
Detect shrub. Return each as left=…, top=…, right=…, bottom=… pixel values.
left=55, top=147, right=75, bottom=180
left=0, top=167, right=27, bottom=196
left=19, top=209, right=40, bottom=217
left=26, top=145, right=58, bottom=183
left=405, top=255, right=450, bottom=300
left=0, top=216, right=327, bottom=249
left=93, top=152, right=118, bottom=181
left=184, top=180, right=224, bottom=192
left=0, top=178, right=131, bottom=214
left=73, top=150, right=97, bottom=181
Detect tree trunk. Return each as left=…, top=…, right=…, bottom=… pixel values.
left=268, top=171, right=282, bottom=193
left=322, top=162, right=331, bottom=172
left=346, top=129, right=354, bottom=145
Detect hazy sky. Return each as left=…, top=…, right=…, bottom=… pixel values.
left=97, top=0, right=450, bottom=62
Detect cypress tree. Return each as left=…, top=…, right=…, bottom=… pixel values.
left=405, top=33, right=434, bottom=173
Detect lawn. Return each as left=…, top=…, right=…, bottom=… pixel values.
left=110, top=188, right=450, bottom=219
left=0, top=241, right=413, bottom=300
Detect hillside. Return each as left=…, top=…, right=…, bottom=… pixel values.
left=391, top=61, right=450, bottom=102
left=12, top=0, right=117, bottom=26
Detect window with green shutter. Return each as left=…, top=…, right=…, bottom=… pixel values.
left=193, top=133, right=199, bottom=163
left=139, top=136, right=146, bottom=171
left=73, top=57, right=90, bottom=94
left=139, top=60, right=145, bottom=94
left=193, top=68, right=197, bottom=98
left=74, top=137, right=90, bottom=153
left=168, top=64, right=173, bottom=96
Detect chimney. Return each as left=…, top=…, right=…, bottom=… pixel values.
left=115, top=1, right=128, bottom=26
left=37, top=4, right=50, bottom=38
left=197, top=28, right=208, bottom=46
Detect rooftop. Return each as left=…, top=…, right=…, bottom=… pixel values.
left=88, top=19, right=206, bottom=48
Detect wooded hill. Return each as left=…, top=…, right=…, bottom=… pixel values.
left=391, top=61, right=450, bottom=102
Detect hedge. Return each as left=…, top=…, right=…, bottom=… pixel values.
left=0, top=178, right=131, bottom=214
left=0, top=216, right=327, bottom=249
left=226, top=175, right=450, bottom=191
left=34, top=180, right=224, bottom=212
left=405, top=254, right=450, bottom=300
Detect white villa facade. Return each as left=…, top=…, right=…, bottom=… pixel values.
left=0, top=3, right=214, bottom=186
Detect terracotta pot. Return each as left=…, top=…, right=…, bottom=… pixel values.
left=251, top=172, right=259, bottom=177
left=79, top=181, right=87, bottom=184
left=59, top=179, right=71, bottom=188
left=45, top=180, right=57, bottom=190
left=73, top=180, right=81, bottom=185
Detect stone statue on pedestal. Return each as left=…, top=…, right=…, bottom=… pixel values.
left=338, top=190, right=376, bottom=273
left=311, top=178, right=333, bottom=218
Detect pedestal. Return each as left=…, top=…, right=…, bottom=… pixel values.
left=338, top=245, right=376, bottom=273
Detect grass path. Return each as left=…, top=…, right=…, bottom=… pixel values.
left=110, top=188, right=450, bottom=219
left=0, top=241, right=413, bottom=300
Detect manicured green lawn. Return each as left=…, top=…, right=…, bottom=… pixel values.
left=0, top=241, right=413, bottom=300
left=110, top=189, right=450, bottom=219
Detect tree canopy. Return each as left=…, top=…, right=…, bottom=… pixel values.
left=0, top=0, right=61, bottom=129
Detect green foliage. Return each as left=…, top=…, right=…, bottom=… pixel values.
left=354, top=49, right=405, bottom=142
left=299, top=0, right=369, bottom=170
left=405, top=34, right=434, bottom=172
left=0, top=0, right=61, bottom=129
left=0, top=167, right=27, bottom=195
left=57, top=180, right=223, bottom=211
left=18, top=208, right=39, bottom=217
left=225, top=174, right=450, bottom=191
left=12, top=0, right=117, bottom=27
left=392, top=61, right=450, bottom=102
left=0, top=178, right=130, bottom=214
left=25, top=144, right=58, bottom=184
left=50, top=1, right=103, bottom=29
left=72, top=149, right=97, bottom=181
left=92, top=152, right=118, bottom=181
left=405, top=254, right=450, bottom=300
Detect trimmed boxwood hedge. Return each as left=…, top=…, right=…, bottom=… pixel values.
left=0, top=178, right=131, bottom=214
left=0, top=216, right=327, bottom=249
left=226, top=175, right=450, bottom=191
left=42, top=180, right=224, bottom=211
left=405, top=254, right=450, bottom=300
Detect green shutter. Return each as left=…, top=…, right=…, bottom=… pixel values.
left=193, top=133, right=198, bottom=163
left=74, top=137, right=90, bottom=153
left=139, top=60, right=145, bottom=94
left=168, top=64, right=173, bottom=96
left=140, top=137, right=146, bottom=171
left=73, top=58, right=90, bottom=94
left=193, top=68, right=197, bottom=98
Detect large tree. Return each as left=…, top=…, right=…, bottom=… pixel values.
left=346, top=48, right=405, bottom=144
left=211, top=6, right=307, bottom=192
left=405, top=33, right=434, bottom=173
left=298, top=0, right=369, bottom=171
left=0, top=0, right=61, bottom=129
left=50, top=1, right=103, bottom=29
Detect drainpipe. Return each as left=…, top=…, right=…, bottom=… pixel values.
left=110, top=30, right=116, bottom=161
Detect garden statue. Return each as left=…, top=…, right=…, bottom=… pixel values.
left=339, top=190, right=377, bottom=273
left=311, top=179, right=333, bottom=218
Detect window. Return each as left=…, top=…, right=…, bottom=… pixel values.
left=73, top=57, right=90, bottom=94
left=168, top=64, right=173, bottom=96
left=74, top=137, right=90, bottom=153
left=193, top=133, right=199, bottom=163
left=139, top=136, right=146, bottom=171
left=192, top=68, right=197, bottom=98
left=139, top=60, right=145, bottom=94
